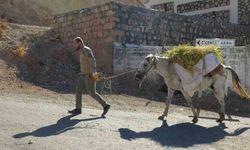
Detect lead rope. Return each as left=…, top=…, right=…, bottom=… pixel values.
left=139, top=57, right=157, bottom=88
left=99, top=70, right=136, bottom=94
left=101, top=70, right=136, bottom=81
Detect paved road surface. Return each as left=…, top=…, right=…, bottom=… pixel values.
left=0, top=94, right=250, bottom=150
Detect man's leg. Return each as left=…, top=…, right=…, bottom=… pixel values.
left=86, top=76, right=106, bottom=107
left=69, top=75, right=84, bottom=114
left=85, top=76, right=110, bottom=116
left=76, top=76, right=85, bottom=109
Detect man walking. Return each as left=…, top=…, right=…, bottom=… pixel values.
left=68, top=37, right=111, bottom=116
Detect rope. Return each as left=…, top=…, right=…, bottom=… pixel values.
left=99, top=70, right=136, bottom=94
left=104, top=80, right=111, bottom=89
left=101, top=70, right=136, bottom=81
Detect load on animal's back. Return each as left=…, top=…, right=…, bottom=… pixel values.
left=163, top=45, right=224, bottom=73
left=162, top=45, right=250, bottom=99
left=135, top=45, right=250, bottom=123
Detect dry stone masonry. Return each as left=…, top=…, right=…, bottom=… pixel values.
left=238, top=0, right=250, bottom=25
left=53, top=2, right=250, bottom=73
left=111, top=2, right=250, bottom=46
left=53, top=3, right=114, bottom=73
left=191, top=10, right=230, bottom=23
left=147, top=0, right=250, bottom=25
left=177, top=0, right=230, bottom=13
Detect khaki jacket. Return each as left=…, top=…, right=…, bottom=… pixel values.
left=79, top=46, right=96, bottom=74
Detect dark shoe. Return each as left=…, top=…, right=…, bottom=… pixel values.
left=102, top=104, right=111, bottom=116
left=68, top=109, right=81, bottom=115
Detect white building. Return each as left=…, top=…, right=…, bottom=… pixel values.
left=145, top=0, right=250, bottom=25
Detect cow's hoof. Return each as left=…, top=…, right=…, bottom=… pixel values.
left=216, top=119, right=223, bottom=123
left=217, top=113, right=225, bottom=123
left=158, top=115, right=164, bottom=120
left=192, top=117, right=198, bottom=123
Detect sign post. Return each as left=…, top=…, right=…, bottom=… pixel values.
left=196, top=38, right=235, bottom=47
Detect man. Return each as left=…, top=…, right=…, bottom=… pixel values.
left=68, top=37, right=111, bottom=116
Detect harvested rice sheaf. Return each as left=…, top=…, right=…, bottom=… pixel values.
left=163, top=45, right=224, bottom=72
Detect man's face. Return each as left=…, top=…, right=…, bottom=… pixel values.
left=73, top=40, right=81, bottom=51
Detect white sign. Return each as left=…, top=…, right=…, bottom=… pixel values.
left=196, top=38, right=235, bottom=47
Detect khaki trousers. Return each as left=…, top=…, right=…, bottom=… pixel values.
left=75, top=74, right=107, bottom=109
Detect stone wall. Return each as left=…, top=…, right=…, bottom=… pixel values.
left=238, top=0, right=250, bottom=25
left=112, top=2, right=250, bottom=46
left=113, top=43, right=165, bottom=89
left=147, top=0, right=250, bottom=25
left=53, top=3, right=114, bottom=73
left=224, top=45, right=250, bottom=89
left=191, top=10, right=230, bottom=23
left=113, top=43, right=163, bottom=73
left=53, top=2, right=250, bottom=73
left=176, top=0, right=230, bottom=13
left=150, top=0, right=230, bottom=23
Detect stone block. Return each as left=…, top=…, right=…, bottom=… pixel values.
left=105, top=37, right=113, bottom=43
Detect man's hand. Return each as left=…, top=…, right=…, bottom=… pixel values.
left=92, top=72, right=100, bottom=81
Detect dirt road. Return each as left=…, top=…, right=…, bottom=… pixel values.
left=0, top=93, right=250, bottom=150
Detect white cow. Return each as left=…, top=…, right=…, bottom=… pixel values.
left=135, top=54, right=250, bottom=123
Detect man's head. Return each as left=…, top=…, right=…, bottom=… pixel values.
left=73, top=37, right=84, bottom=51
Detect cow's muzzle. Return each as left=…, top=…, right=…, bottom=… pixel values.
left=135, top=72, right=145, bottom=81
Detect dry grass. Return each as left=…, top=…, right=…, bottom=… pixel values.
left=163, top=45, right=224, bottom=72
left=12, top=46, right=27, bottom=58
left=0, top=21, right=7, bottom=35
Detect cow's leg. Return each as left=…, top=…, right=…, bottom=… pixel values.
left=183, top=92, right=199, bottom=123
left=213, top=74, right=226, bottom=123
left=214, top=88, right=225, bottom=123
left=158, top=88, right=174, bottom=120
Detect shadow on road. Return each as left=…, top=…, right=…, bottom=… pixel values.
left=119, top=121, right=250, bottom=148
left=13, top=114, right=104, bottom=138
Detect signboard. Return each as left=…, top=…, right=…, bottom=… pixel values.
left=196, top=38, right=235, bottom=47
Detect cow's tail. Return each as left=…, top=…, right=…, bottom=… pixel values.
left=225, top=66, right=250, bottom=99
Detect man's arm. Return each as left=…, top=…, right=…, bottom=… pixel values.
left=82, top=47, right=97, bottom=72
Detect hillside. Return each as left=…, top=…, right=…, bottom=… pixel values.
left=0, top=21, right=77, bottom=93
left=0, top=0, right=52, bottom=26
left=0, top=0, right=148, bottom=26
